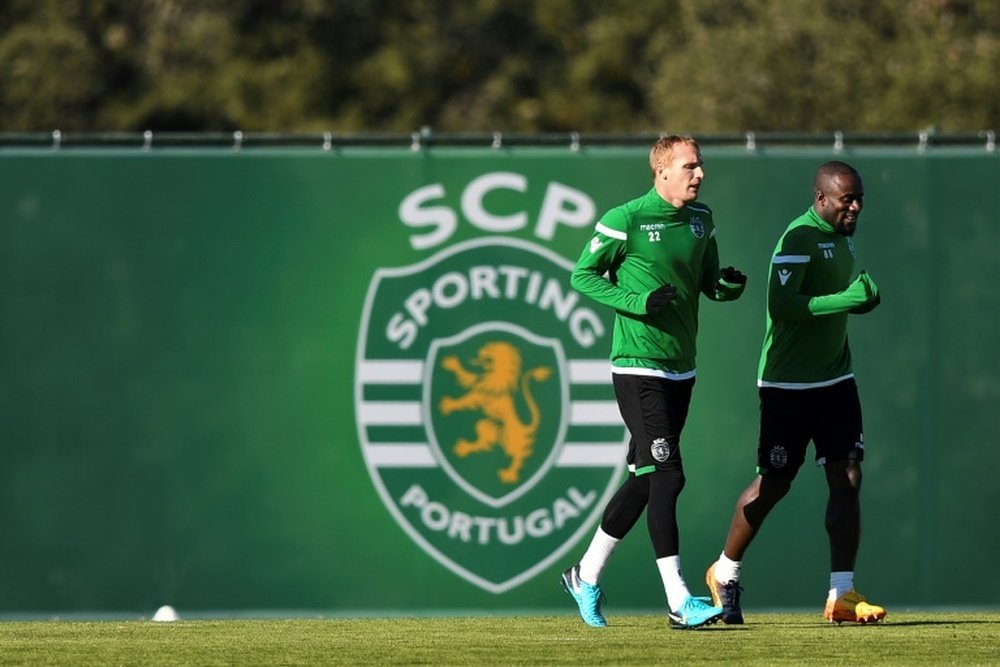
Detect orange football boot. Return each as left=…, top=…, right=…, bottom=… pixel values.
left=823, top=590, right=887, bottom=624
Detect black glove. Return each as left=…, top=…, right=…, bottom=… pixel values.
left=645, top=284, right=677, bottom=314
left=719, top=266, right=747, bottom=286
left=849, top=292, right=881, bottom=314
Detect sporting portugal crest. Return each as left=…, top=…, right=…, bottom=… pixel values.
left=355, top=238, right=626, bottom=593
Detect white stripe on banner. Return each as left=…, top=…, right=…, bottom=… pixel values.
left=569, top=401, right=622, bottom=425
left=568, top=360, right=610, bottom=383
left=358, top=360, right=423, bottom=383
left=360, top=359, right=609, bottom=384
left=556, top=444, right=623, bottom=467
left=365, top=443, right=623, bottom=468
left=366, top=444, right=436, bottom=467
left=358, top=402, right=422, bottom=425
left=359, top=400, right=621, bottom=426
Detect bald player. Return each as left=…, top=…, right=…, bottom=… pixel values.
left=705, top=161, right=887, bottom=625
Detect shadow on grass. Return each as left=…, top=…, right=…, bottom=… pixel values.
left=754, top=619, right=1000, bottom=628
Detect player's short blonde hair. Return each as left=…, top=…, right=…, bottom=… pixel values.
left=649, top=135, right=700, bottom=178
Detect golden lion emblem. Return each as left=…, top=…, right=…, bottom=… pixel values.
left=439, top=341, right=552, bottom=484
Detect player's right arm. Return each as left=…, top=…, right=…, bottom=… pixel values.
left=570, top=209, right=649, bottom=315
left=809, top=270, right=879, bottom=315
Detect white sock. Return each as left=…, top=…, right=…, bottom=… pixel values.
left=656, top=555, right=692, bottom=612
left=828, top=571, right=854, bottom=601
left=714, top=552, right=742, bottom=584
left=578, top=527, right=621, bottom=584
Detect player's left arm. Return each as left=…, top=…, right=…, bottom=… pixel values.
left=701, top=235, right=747, bottom=301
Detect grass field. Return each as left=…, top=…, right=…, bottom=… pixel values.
left=1, top=612, right=999, bottom=665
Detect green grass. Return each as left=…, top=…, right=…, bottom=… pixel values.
left=1, top=612, right=999, bottom=666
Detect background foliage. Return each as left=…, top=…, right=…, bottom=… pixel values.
left=1, top=1, right=998, bottom=133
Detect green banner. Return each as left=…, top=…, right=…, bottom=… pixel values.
left=0, top=145, right=997, bottom=613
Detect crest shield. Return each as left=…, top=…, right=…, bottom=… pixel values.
left=355, top=238, right=626, bottom=593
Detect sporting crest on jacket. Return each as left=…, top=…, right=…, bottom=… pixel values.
left=356, top=237, right=626, bottom=593
left=689, top=214, right=706, bottom=239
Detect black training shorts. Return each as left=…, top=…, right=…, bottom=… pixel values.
left=612, top=373, right=694, bottom=476
left=757, top=377, right=865, bottom=477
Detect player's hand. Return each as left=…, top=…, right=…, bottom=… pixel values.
left=848, top=271, right=881, bottom=313
left=845, top=270, right=877, bottom=298
left=645, top=284, right=677, bottom=314
left=719, top=266, right=747, bottom=286
left=850, top=292, right=881, bottom=314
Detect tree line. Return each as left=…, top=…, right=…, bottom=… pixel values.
left=1, top=0, right=998, bottom=134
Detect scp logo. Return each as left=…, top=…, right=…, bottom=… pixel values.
left=355, top=238, right=627, bottom=593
